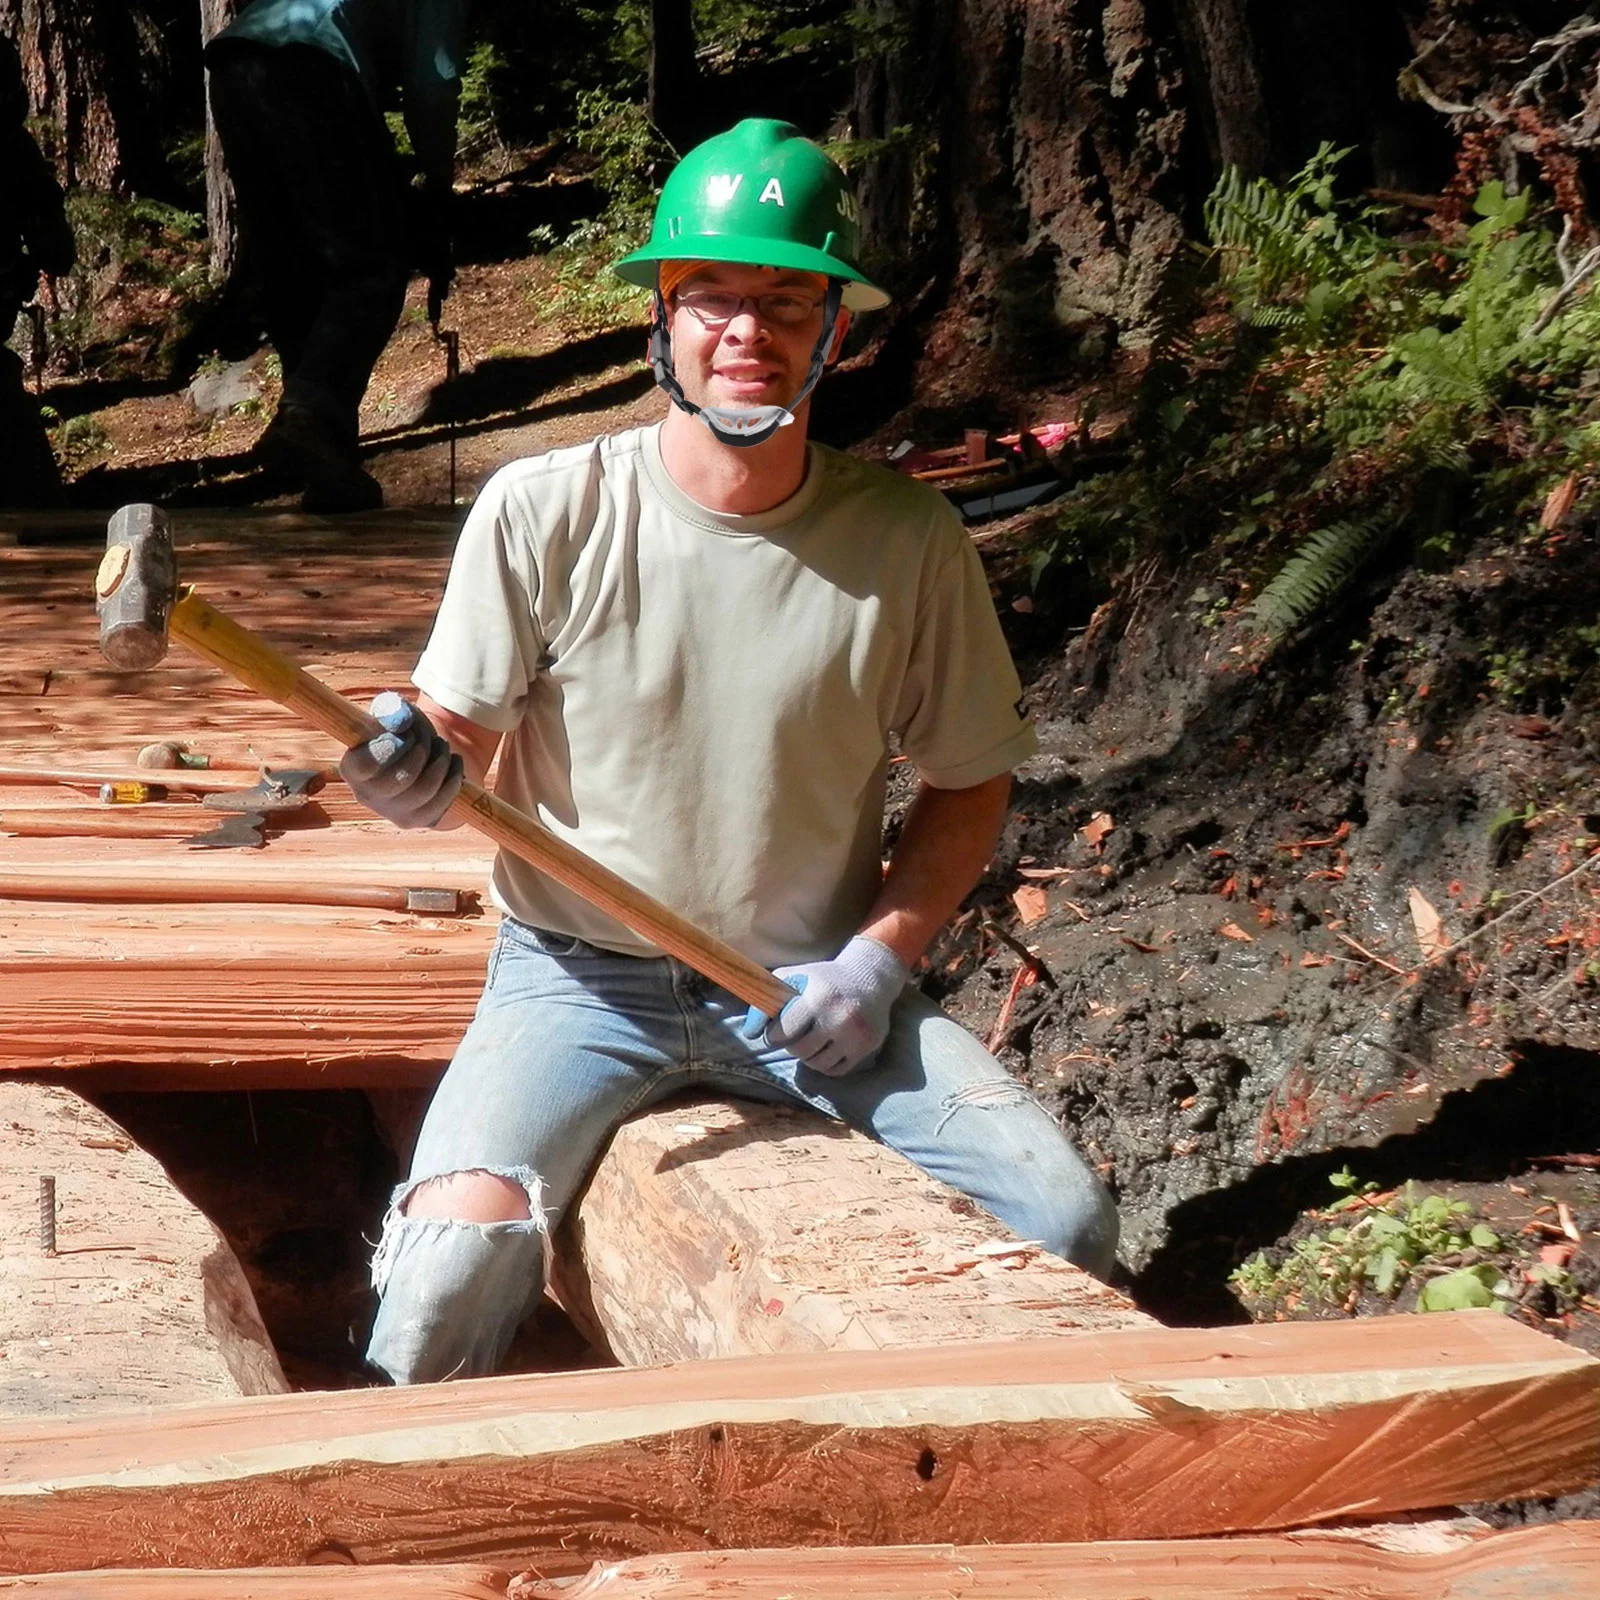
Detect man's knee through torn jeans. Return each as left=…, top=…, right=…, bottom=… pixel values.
left=364, top=919, right=1119, bottom=1384
left=367, top=1164, right=548, bottom=1384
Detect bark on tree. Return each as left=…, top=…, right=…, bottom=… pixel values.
left=199, top=0, right=238, bottom=280
left=647, top=0, right=698, bottom=153
left=0, top=0, right=126, bottom=189
left=851, top=0, right=1193, bottom=372
left=849, top=0, right=1447, bottom=370
left=1171, top=0, right=1270, bottom=176
left=0, top=0, right=200, bottom=197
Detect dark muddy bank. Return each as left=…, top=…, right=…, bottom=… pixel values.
left=936, top=513, right=1600, bottom=1337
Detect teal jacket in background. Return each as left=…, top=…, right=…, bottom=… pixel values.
left=215, top=0, right=466, bottom=193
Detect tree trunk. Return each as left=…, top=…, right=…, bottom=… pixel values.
left=1172, top=0, right=1270, bottom=176
left=0, top=0, right=197, bottom=196
left=199, top=0, right=237, bottom=279
left=647, top=0, right=698, bottom=153
left=0, top=0, right=127, bottom=190
left=852, top=0, right=1193, bottom=377
left=848, top=0, right=1429, bottom=379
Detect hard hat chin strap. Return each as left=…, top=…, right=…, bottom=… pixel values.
left=649, top=279, right=843, bottom=448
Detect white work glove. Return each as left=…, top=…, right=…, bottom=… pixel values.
left=339, top=691, right=463, bottom=829
left=741, top=934, right=910, bottom=1076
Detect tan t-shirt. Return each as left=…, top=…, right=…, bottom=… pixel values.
left=413, top=423, right=1036, bottom=966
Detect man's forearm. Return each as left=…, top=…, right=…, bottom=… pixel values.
left=417, top=692, right=500, bottom=828
left=858, top=773, right=1012, bottom=968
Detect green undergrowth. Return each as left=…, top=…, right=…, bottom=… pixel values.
left=522, top=89, right=666, bottom=335
left=1231, top=1169, right=1512, bottom=1317
left=32, top=191, right=212, bottom=380
left=516, top=0, right=867, bottom=334
left=1027, top=146, right=1600, bottom=650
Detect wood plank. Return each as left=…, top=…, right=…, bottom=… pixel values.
left=5, top=1523, right=1594, bottom=1599
left=0, top=513, right=498, bottom=1083
left=0, top=1568, right=513, bottom=1597
left=551, top=1099, right=1153, bottom=1364
left=1, top=945, right=483, bottom=1082
left=528, top=1523, right=1600, bottom=1599
left=0, top=1083, right=288, bottom=1413
left=0, top=1315, right=1592, bottom=1577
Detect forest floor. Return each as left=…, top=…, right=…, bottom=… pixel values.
left=27, top=163, right=1600, bottom=1498
left=47, top=253, right=659, bottom=514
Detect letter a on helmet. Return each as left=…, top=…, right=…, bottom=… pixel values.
left=615, top=119, right=889, bottom=447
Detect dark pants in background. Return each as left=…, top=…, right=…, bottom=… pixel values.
left=207, top=41, right=409, bottom=463
left=0, top=323, right=62, bottom=508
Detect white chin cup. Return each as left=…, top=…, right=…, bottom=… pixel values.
left=699, top=404, right=795, bottom=441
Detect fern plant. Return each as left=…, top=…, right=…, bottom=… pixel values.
left=1328, top=183, right=1540, bottom=453
left=1042, top=151, right=1600, bottom=653
left=1204, top=143, right=1394, bottom=341
left=1249, top=513, right=1392, bottom=639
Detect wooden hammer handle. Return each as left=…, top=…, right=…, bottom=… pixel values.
left=169, top=589, right=794, bottom=1014
left=0, top=872, right=459, bottom=914
left=1, top=809, right=213, bottom=838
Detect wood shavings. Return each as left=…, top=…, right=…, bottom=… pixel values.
left=1407, top=887, right=1449, bottom=963
left=1012, top=885, right=1049, bottom=925
left=1079, top=811, right=1114, bottom=848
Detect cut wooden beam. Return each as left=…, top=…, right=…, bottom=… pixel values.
left=0, top=1083, right=287, bottom=1414
left=0, top=1314, right=1593, bottom=1577
left=0, top=1568, right=514, bottom=1598
left=0, top=947, right=481, bottom=1085
left=550, top=1099, right=1153, bottom=1364
left=527, top=1522, right=1600, bottom=1598
left=6, top=1523, right=1595, bottom=1599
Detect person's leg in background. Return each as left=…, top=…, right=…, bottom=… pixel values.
left=208, top=42, right=406, bottom=511
left=0, top=337, right=64, bottom=507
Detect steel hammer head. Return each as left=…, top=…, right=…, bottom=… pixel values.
left=96, top=504, right=177, bottom=670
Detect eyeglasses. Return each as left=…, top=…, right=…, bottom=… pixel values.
left=673, top=288, right=824, bottom=328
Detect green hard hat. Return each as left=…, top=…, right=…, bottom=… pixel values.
left=615, top=118, right=889, bottom=312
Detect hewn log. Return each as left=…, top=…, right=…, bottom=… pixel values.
left=0, top=946, right=484, bottom=1085
left=0, top=1315, right=1593, bottom=1577
left=551, top=1099, right=1152, bottom=1364
left=7, top=1523, right=1598, bottom=1599
left=0, top=1570, right=513, bottom=1598
left=0, top=1082, right=287, bottom=1414
left=531, top=1522, right=1600, bottom=1599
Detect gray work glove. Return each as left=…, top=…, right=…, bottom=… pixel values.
left=741, top=934, right=910, bottom=1076
left=339, top=691, right=463, bottom=829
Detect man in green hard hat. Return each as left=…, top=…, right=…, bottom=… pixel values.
left=612, top=115, right=887, bottom=449
left=346, top=119, right=1119, bottom=1384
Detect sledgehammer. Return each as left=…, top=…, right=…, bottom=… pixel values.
left=94, top=503, right=793, bottom=1015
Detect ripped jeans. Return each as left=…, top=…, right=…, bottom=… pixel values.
left=366, top=919, right=1119, bottom=1384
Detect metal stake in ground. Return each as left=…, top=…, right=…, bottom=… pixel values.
left=432, top=324, right=460, bottom=507
left=39, top=1175, right=56, bottom=1256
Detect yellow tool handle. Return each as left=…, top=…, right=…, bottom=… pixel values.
left=169, top=588, right=794, bottom=1014
left=172, top=588, right=383, bottom=747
